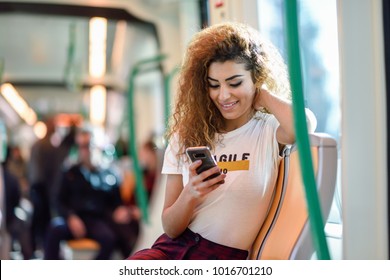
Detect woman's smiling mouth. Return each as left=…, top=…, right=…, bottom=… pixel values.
left=220, top=101, right=239, bottom=110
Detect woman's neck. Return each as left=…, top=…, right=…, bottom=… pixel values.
left=222, top=110, right=255, bottom=132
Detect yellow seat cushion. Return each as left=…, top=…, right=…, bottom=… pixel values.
left=66, top=238, right=100, bottom=250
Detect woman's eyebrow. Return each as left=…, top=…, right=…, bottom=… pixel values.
left=207, top=74, right=244, bottom=82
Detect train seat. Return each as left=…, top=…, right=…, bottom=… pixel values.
left=249, top=132, right=338, bottom=260
left=61, top=238, right=100, bottom=260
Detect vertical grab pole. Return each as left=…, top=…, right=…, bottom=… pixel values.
left=163, top=66, right=179, bottom=129
left=0, top=58, right=4, bottom=83
left=127, top=54, right=166, bottom=223
left=283, top=0, right=331, bottom=259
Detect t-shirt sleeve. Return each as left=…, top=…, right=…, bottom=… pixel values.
left=161, top=135, right=183, bottom=175
left=260, top=113, right=283, bottom=164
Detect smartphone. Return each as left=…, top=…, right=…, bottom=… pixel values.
left=186, top=146, right=221, bottom=180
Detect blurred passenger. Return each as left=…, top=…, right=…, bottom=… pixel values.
left=6, top=145, right=29, bottom=198
left=2, top=146, right=34, bottom=259
left=139, top=140, right=158, bottom=199
left=114, top=136, right=137, bottom=209
left=1, top=159, right=35, bottom=259
left=0, top=164, right=21, bottom=259
left=27, top=116, right=75, bottom=253
left=44, top=128, right=139, bottom=259
left=115, top=137, right=159, bottom=203
left=113, top=137, right=142, bottom=253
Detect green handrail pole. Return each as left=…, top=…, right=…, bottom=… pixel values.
left=64, top=22, right=76, bottom=88
left=65, top=22, right=76, bottom=76
left=127, top=55, right=166, bottom=223
left=0, top=57, right=4, bottom=83
left=284, top=0, right=331, bottom=259
left=163, top=66, right=179, bottom=129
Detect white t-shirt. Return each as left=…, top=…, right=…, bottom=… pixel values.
left=162, top=113, right=281, bottom=250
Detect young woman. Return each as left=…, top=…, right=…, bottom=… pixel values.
left=128, top=21, right=314, bottom=260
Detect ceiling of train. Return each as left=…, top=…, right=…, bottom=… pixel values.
left=0, top=1, right=164, bottom=127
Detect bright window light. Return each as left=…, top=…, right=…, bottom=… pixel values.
left=0, top=83, right=37, bottom=125
left=90, top=85, right=106, bottom=126
left=89, top=17, right=107, bottom=78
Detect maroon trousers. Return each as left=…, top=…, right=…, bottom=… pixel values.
left=127, top=228, right=248, bottom=260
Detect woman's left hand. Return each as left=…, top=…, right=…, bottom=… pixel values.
left=253, top=85, right=270, bottom=111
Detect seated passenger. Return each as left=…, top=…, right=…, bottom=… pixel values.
left=2, top=146, right=34, bottom=259
left=139, top=139, right=159, bottom=199
left=0, top=164, right=22, bottom=259
left=127, top=22, right=315, bottom=260
left=44, top=127, right=139, bottom=260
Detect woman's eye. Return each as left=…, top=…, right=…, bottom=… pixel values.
left=208, top=84, right=220, bottom=89
left=230, top=81, right=242, bottom=87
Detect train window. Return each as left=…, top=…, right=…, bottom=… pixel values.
left=257, top=0, right=342, bottom=259
left=0, top=3, right=165, bottom=147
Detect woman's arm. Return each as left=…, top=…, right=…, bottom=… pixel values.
left=161, top=161, right=226, bottom=238
left=254, top=86, right=317, bottom=145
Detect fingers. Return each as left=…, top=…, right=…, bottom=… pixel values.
left=193, top=173, right=225, bottom=197
left=189, top=161, right=222, bottom=182
left=188, top=160, right=202, bottom=175
left=254, top=85, right=272, bottom=112
left=188, top=161, right=226, bottom=198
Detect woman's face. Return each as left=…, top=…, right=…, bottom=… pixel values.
left=208, top=60, right=256, bottom=131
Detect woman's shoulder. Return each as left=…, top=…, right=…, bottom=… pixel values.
left=165, top=132, right=181, bottom=150
left=254, top=112, right=278, bottom=127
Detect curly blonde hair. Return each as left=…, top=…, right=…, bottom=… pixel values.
left=165, top=22, right=291, bottom=156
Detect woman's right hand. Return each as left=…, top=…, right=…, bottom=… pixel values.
left=161, top=162, right=226, bottom=238
left=186, top=160, right=226, bottom=199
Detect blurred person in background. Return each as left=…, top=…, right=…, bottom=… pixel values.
left=44, top=127, right=139, bottom=259
left=2, top=146, right=34, bottom=259
left=6, top=145, right=29, bottom=199
left=115, top=136, right=159, bottom=204
left=27, top=115, right=75, bottom=254
left=138, top=139, right=159, bottom=200
left=0, top=160, right=22, bottom=259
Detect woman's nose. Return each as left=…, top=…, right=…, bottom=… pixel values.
left=218, top=85, right=231, bottom=101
